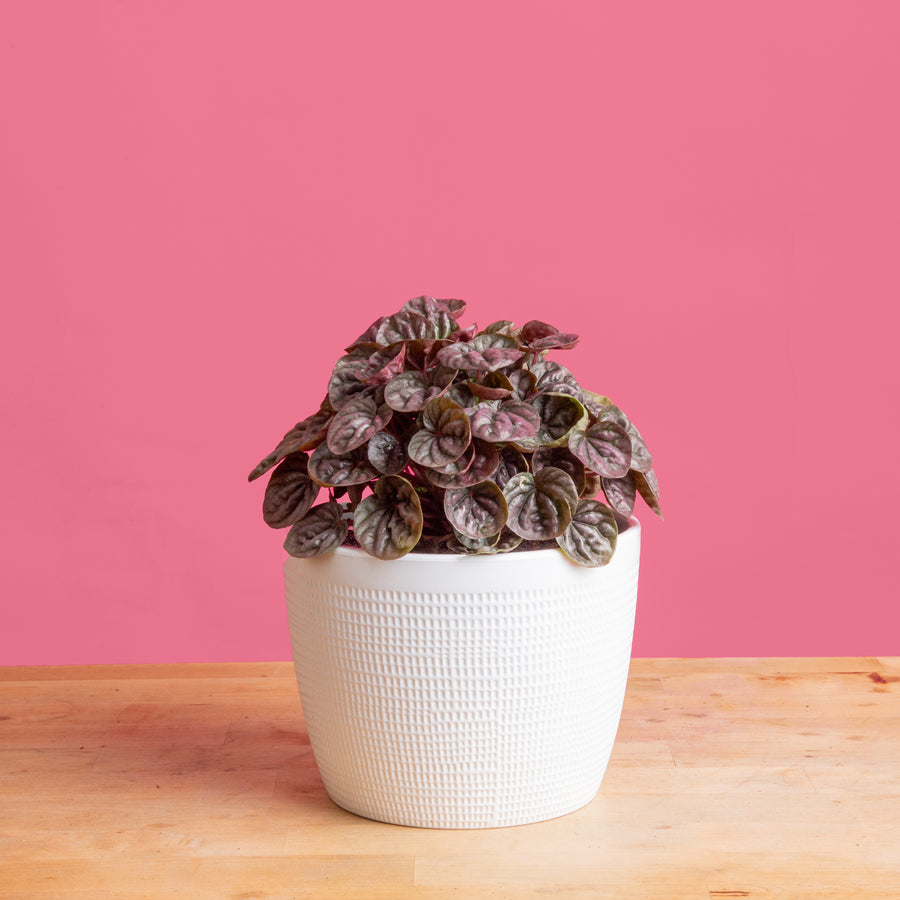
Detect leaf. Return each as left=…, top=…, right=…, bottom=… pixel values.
left=634, top=468, right=663, bottom=518
left=435, top=333, right=524, bottom=372
left=529, top=392, right=588, bottom=447
left=308, top=443, right=378, bottom=487
left=326, top=394, right=393, bottom=454
left=444, top=481, right=508, bottom=539
left=503, top=467, right=578, bottom=540
left=582, top=390, right=613, bottom=420
left=529, top=359, right=583, bottom=400
left=519, top=320, right=579, bottom=350
left=407, top=397, right=471, bottom=467
left=581, top=470, right=602, bottom=498
left=426, top=439, right=499, bottom=488
left=508, top=368, right=537, bottom=401
left=494, top=446, right=529, bottom=489
left=375, top=310, right=439, bottom=345
left=484, top=319, right=515, bottom=335
left=248, top=409, right=332, bottom=481
left=450, top=529, right=501, bottom=553
left=366, top=430, right=408, bottom=475
left=469, top=399, right=541, bottom=442
left=357, top=344, right=407, bottom=386
left=345, top=316, right=386, bottom=351
left=283, top=502, right=349, bottom=558
left=568, top=421, right=632, bottom=478
left=327, top=357, right=374, bottom=409
left=626, top=422, right=654, bottom=473
left=262, top=453, right=320, bottom=528
left=601, top=471, right=636, bottom=517
left=556, top=499, right=618, bottom=567
left=467, top=371, right=514, bottom=401
left=532, top=446, right=585, bottom=495
left=384, top=370, right=452, bottom=412
left=353, top=475, right=423, bottom=559
left=400, top=296, right=457, bottom=336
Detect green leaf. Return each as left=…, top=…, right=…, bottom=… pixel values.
left=326, top=394, right=393, bottom=454
left=366, top=430, right=408, bottom=475
left=283, top=502, right=349, bottom=558
left=308, top=443, right=378, bottom=487
left=262, top=453, right=320, bottom=528
left=407, top=397, right=471, bottom=467
left=353, top=475, right=423, bottom=559
left=443, top=481, right=508, bottom=539
left=503, top=467, right=578, bottom=540
left=601, top=471, right=636, bottom=517
left=557, top=499, right=618, bottom=567
left=568, top=421, right=632, bottom=478
left=248, top=409, right=332, bottom=482
left=469, top=399, right=541, bottom=442
left=634, top=468, right=663, bottom=518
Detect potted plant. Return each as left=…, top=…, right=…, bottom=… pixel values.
left=249, top=296, right=662, bottom=828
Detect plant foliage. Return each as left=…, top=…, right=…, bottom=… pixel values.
left=251, top=296, right=661, bottom=566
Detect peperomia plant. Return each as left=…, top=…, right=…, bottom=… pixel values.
left=249, top=297, right=661, bottom=566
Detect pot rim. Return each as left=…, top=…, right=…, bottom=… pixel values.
left=295, top=515, right=640, bottom=565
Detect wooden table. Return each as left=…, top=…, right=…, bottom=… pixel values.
left=2, top=658, right=898, bottom=899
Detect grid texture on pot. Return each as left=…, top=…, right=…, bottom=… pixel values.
left=284, top=552, right=638, bottom=829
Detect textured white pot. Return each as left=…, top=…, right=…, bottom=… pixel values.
left=283, top=518, right=640, bottom=829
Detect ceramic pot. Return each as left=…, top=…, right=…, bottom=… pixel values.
left=283, top=518, right=640, bottom=828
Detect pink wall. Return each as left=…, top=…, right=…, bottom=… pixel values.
left=2, top=2, right=898, bottom=665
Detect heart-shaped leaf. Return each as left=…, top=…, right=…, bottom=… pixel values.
left=403, top=295, right=466, bottom=321
left=581, top=470, right=602, bottom=498
left=635, top=468, right=663, bottom=518
left=568, top=421, right=632, bottom=478
left=353, top=475, right=423, bottom=559
left=503, top=467, right=578, bottom=540
left=262, top=453, right=320, bottom=528
left=601, top=471, right=636, bottom=517
left=400, top=296, right=457, bottom=336
left=283, top=501, right=349, bottom=558
left=326, top=394, right=393, bottom=454
left=508, top=368, right=538, bottom=401
left=435, top=333, right=524, bottom=372
left=444, top=481, right=508, bottom=539
left=375, top=310, right=439, bottom=345
left=327, top=357, right=374, bottom=409
left=445, top=382, right=479, bottom=409
left=520, top=320, right=579, bottom=350
left=529, top=392, right=588, bottom=447
left=529, top=360, right=583, bottom=400
left=308, top=443, right=378, bottom=487
left=494, top=446, right=529, bottom=489
left=345, top=316, right=386, bottom=351
left=582, top=390, right=614, bottom=420
left=467, top=371, right=514, bottom=401
left=470, top=399, right=541, bottom=442
left=626, top=422, right=654, bottom=473
left=557, top=499, right=618, bottom=567
left=426, top=439, right=499, bottom=489
left=248, top=409, right=332, bottom=482
left=407, top=397, right=471, bottom=467
left=532, top=446, right=586, bottom=495
left=384, top=370, right=453, bottom=412
left=356, top=344, right=406, bottom=386
left=366, top=430, right=408, bottom=475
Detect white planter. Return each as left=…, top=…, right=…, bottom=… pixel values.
left=283, top=518, right=640, bottom=829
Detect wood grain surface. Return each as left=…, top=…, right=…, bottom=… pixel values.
left=1, top=658, right=898, bottom=899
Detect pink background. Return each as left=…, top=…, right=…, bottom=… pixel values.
left=2, top=2, right=898, bottom=665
